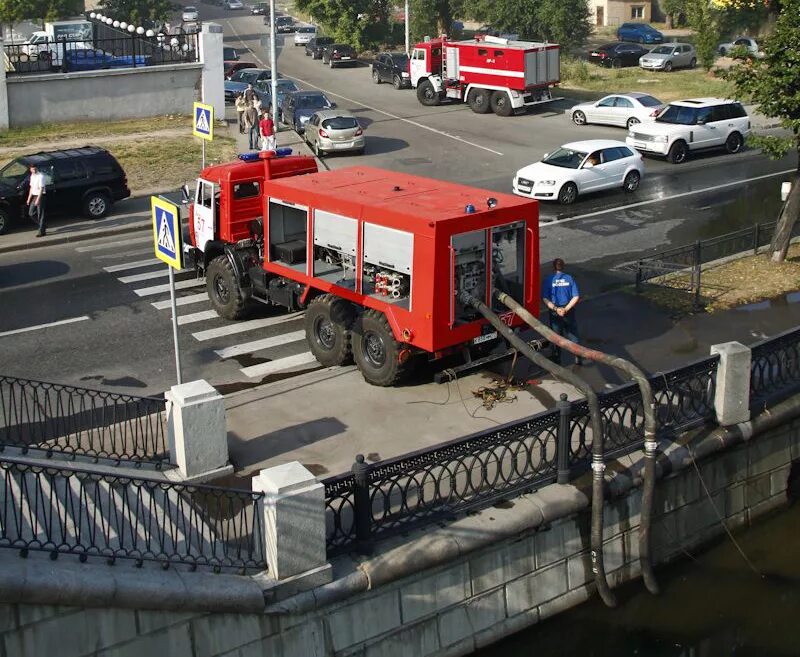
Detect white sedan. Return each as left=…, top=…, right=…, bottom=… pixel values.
left=513, top=139, right=645, bottom=205
left=571, top=93, right=665, bottom=130
left=182, top=6, right=199, bottom=21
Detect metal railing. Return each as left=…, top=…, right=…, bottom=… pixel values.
left=324, top=355, right=720, bottom=555
left=3, top=33, right=198, bottom=76
left=0, top=375, right=170, bottom=467
left=750, top=326, right=800, bottom=411
left=0, top=459, right=265, bottom=572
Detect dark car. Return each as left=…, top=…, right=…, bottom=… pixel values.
left=305, top=36, right=334, bottom=59
left=589, top=42, right=650, bottom=68
left=224, top=67, right=271, bottom=102
left=224, top=60, right=257, bottom=79
left=0, top=146, right=130, bottom=235
left=250, top=2, right=268, bottom=15
left=281, top=90, right=336, bottom=133
left=223, top=46, right=239, bottom=61
left=321, top=43, right=357, bottom=68
left=371, top=51, right=410, bottom=88
left=267, top=15, right=294, bottom=32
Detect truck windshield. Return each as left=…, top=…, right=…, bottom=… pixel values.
left=0, top=159, right=28, bottom=184
left=542, top=148, right=588, bottom=169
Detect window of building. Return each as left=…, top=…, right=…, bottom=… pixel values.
left=631, top=6, right=644, bottom=18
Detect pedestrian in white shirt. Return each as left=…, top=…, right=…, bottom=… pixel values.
left=27, top=164, right=46, bottom=237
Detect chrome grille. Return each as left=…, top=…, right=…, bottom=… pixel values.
left=630, top=132, right=657, bottom=142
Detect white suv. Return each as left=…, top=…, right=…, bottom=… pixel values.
left=626, top=98, right=750, bottom=164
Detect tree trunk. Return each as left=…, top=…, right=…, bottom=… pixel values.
left=770, top=169, right=800, bottom=263
left=666, top=14, right=673, bottom=29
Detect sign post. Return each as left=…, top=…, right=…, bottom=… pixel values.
left=193, top=101, right=214, bottom=169
left=151, top=195, right=185, bottom=385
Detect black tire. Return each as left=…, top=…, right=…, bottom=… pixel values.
left=490, top=90, right=513, bottom=117
left=0, top=208, right=9, bottom=235
left=467, top=88, right=491, bottom=114
left=392, top=74, right=402, bottom=90
left=304, top=294, right=355, bottom=367
left=667, top=140, right=688, bottom=164
left=626, top=116, right=640, bottom=130
left=83, top=191, right=111, bottom=219
left=557, top=182, right=578, bottom=205
left=725, top=131, right=743, bottom=154
left=314, top=140, right=324, bottom=157
left=623, top=170, right=641, bottom=193
left=612, top=58, right=622, bottom=69
left=689, top=57, right=697, bottom=68
left=572, top=110, right=587, bottom=126
left=372, top=68, right=381, bottom=83
left=352, top=309, right=406, bottom=386
left=416, top=79, right=441, bottom=106
left=206, top=255, right=248, bottom=320
left=663, top=60, right=673, bottom=72
left=719, top=47, right=727, bottom=57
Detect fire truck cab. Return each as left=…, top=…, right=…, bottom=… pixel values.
left=410, top=35, right=560, bottom=116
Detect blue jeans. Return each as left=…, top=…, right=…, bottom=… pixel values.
left=248, top=124, right=260, bottom=150
left=28, top=196, right=46, bottom=235
left=548, top=309, right=580, bottom=363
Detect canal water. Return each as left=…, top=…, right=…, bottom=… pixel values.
left=475, top=503, right=800, bottom=657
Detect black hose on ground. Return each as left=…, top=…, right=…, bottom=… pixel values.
left=493, top=291, right=660, bottom=595
left=458, top=290, right=617, bottom=608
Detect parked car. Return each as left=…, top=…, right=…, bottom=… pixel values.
left=372, top=51, right=410, bottom=88
left=626, top=98, right=750, bottom=164
left=513, top=140, right=644, bottom=205
left=223, top=0, right=244, bottom=9
left=254, top=78, right=300, bottom=118
left=269, top=15, right=295, bottom=32
left=223, top=46, right=239, bottom=61
left=322, top=43, right=357, bottom=68
left=474, top=24, right=519, bottom=40
left=304, top=110, right=366, bottom=157
left=250, top=2, right=268, bottom=15
left=589, top=42, right=650, bottom=68
left=281, top=90, right=336, bottom=133
left=293, top=26, right=316, bottom=46
left=571, top=93, right=665, bottom=130
left=0, top=146, right=131, bottom=235
left=639, top=43, right=696, bottom=71
left=718, top=36, right=762, bottom=57
left=305, top=36, right=334, bottom=59
left=616, top=23, right=664, bottom=44
left=224, top=68, right=271, bottom=102
left=182, top=6, right=199, bottom=22
left=224, top=60, right=257, bottom=80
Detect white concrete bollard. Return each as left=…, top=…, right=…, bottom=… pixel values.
left=253, top=462, right=328, bottom=581
left=710, top=341, right=752, bottom=426
left=199, top=23, right=225, bottom=123
left=166, top=379, right=229, bottom=480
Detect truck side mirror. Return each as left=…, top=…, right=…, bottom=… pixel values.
left=181, top=183, right=191, bottom=204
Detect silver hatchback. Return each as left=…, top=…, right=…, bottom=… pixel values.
left=304, top=110, right=365, bottom=157
left=639, top=43, right=697, bottom=71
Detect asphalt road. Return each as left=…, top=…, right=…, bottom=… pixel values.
left=0, top=3, right=795, bottom=397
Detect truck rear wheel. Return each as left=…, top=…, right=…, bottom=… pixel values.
left=352, top=309, right=406, bottom=386
left=416, top=79, right=441, bottom=106
left=305, top=294, right=355, bottom=367
left=207, top=255, right=249, bottom=320
left=490, top=91, right=513, bottom=117
left=467, top=88, right=491, bottom=114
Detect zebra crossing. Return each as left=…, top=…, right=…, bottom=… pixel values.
left=80, top=235, right=320, bottom=381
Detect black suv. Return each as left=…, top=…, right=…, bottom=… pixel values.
left=371, top=51, right=410, bottom=88
left=305, top=36, right=333, bottom=59
left=0, top=146, right=130, bottom=235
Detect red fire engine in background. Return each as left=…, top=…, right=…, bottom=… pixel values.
left=410, top=34, right=561, bottom=116
left=185, top=151, right=541, bottom=386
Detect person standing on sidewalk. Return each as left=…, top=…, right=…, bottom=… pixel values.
left=235, top=94, right=247, bottom=134
left=27, top=164, right=46, bottom=238
left=259, top=109, right=276, bottom=152
left=244, top=103, right=260, bottom=150
left=541, top=258, right=583, bottom=365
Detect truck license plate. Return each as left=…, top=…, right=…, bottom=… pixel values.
left=473, top=331, right=497, bottom=345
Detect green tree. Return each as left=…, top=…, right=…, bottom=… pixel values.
left=97, top=0, right=176, bottom=25
left=0, top=0, right=83, bottom=23
left=685, top=0, right=721, bottom=70
left=536, top=0, right=590, bottom=49
left=726, top=0, right=800, bottom=262
left=661, top=0, right=686, bottom=28
left=296, top=0, right=391, bottom=49
left=409, top=0, right=464, bottom=42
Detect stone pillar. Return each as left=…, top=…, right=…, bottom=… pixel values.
left=710, top=341, right=751, bottom=426
left=0, top=37, right=9, bottom=130
left=253, top=462, right=328, bottom=580
left=199, top=22, right=225, bottom=122
left=166, top=379, right=229, bottom=480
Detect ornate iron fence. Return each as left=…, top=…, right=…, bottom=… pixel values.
left=750, top=326, right=800, bottom=411
left=0, top=375, right=170, bottom=467
left=0, top=459, right=265, bottom=573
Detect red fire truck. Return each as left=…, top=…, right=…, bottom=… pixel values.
left=410, top=34, right=561, bottom=116
left=185, top=151, right=541, bottom=386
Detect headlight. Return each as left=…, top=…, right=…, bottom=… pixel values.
left=654, top=135, right=668, bottom=143
left=538, top=180, right=556, bottom=186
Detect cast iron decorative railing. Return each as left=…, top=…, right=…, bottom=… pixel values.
left=324, top=355, right=720, bottom=555
left=750, top=326, right=800, bottom=411
left=0, top=459, right=266, bottom=573
left=0, top=375, right=170, bottom=467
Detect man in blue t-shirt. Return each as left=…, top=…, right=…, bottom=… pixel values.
left=541, top=258, right=584, bottom=365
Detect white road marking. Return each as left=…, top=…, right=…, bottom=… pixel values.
left=94, top=247, right=155, bottom=260
left=118, top=270, right=170, bottom=284
left=177, top=310, right=218, bottom=325
left=134, top=279, right=205, bottom=297
left=224, top=20, right=504, bottom=157
left=192, top=312, right=303, bottom=341
left=215, top=330, right=306, bottom=358
left=103, top=258, right=159, bottom=273
left=152, top=293, right=208, bottom=309
left=544, top=168, right=797, bottom=227
left=0, top=315, right=90, bottom=338
left=241, top=351, right=318, bottom=378
left=76, top=235, right=151, bottom=252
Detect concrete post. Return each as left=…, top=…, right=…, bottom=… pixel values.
left=252, top=462, right=328, bottom=580
left=710, top=341, right=751, bottom=426
left=0, top=36, right=10, bottom=130
left=165, top=379, right=230, bottom=480
left=199, top=22, right=224, bottom=121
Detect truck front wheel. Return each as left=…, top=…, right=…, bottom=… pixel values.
left=305, top=294, right=355, bottom=367
left=207, top=255, right=249, bottom=320
left=467, top=88, right=491, bottom=114
left=416, top=79, right=441, bottom=106
left=352, top=309, right=406, bottom=386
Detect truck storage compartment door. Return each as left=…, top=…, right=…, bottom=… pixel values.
left=313, top=209, right=357, bottom=288
left=445, top=46, right=459, bottom=79
left=489, top=221, right=525, bottom=312
left=193, top=179, right=216, bottom=252
left=451, top=230, right=487, bottom=325
left=524, top=47, right=560, bottom=86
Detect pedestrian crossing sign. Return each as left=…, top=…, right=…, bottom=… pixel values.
left=193, top=102, right=214, bottom=140
left=151, top=196, right=183, bottom=269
